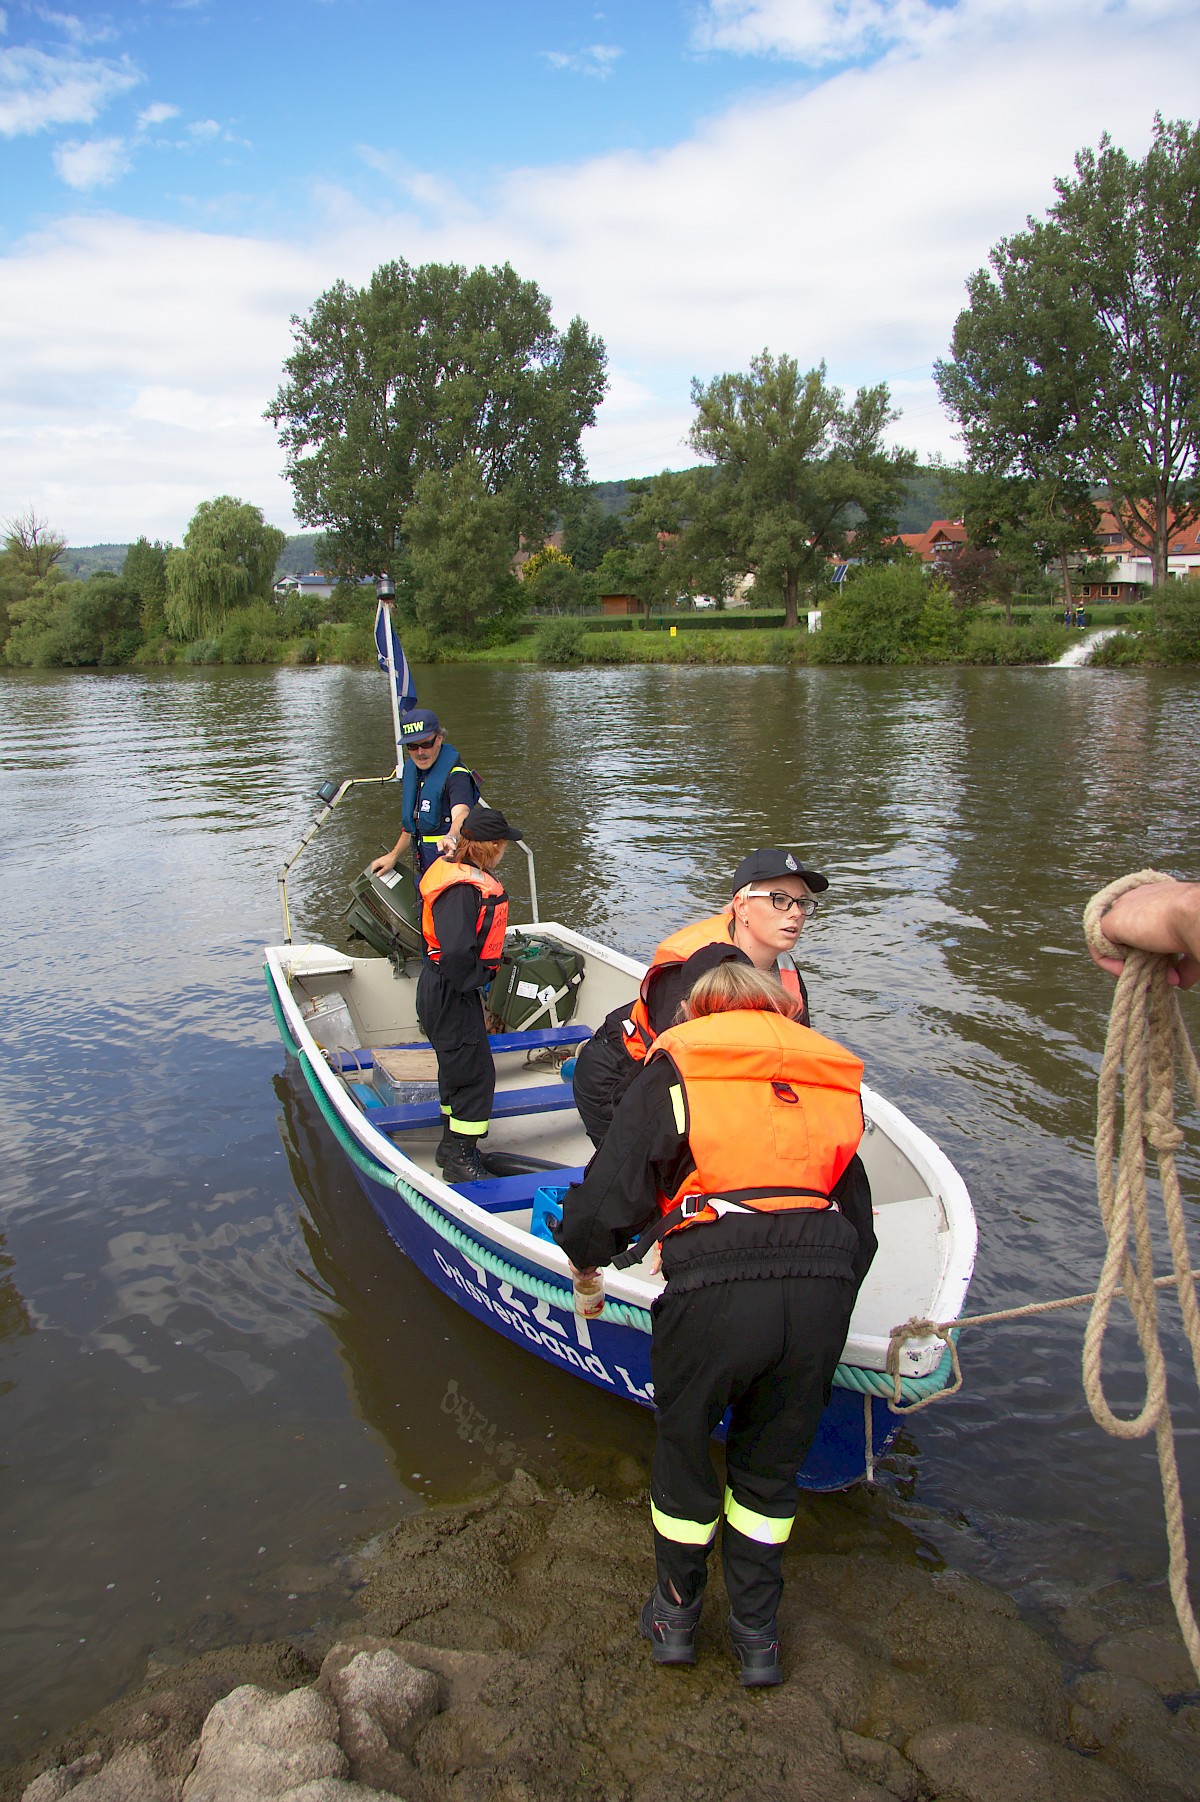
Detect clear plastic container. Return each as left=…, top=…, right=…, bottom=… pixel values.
left=571, top=1269, right=605, bottom=1319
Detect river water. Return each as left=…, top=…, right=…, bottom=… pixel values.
left=1, top=662, right=1198, bottom=1762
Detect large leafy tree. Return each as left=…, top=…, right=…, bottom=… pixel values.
left=937, top=115, right=1200, bottom=590
left=688, top=353, right=915, bottom=628
left=165, top=496, right=286, bottom=639
left=266, top=259, right=607, bottom=581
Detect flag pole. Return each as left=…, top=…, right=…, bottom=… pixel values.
left=375, top=573, right=404, bottom=775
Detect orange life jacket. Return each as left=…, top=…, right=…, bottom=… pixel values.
left=419, top=858, right=508, bottom=970
left=647, top=1009, right=864, bottom=1237
left=620, top=910, right=804, bottom=1062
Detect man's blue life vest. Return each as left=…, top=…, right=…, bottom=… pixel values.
left=400, top=741, right=479, bottom=858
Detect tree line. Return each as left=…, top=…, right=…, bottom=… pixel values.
left=4, top=113, right=1198, bottom=670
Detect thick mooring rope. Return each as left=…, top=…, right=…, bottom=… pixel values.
left=887, top=873, right=1200, bottom=1679
left=1082, top=869, right=1200, bottom=1681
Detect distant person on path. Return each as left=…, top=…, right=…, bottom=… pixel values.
left=556, top=961, right=876, bottom=1687
left=370, top=709, right=479, bottom=880
left=1089, top=879, right=1200, bottom=991
left=572, top=849, right=825, bottom=1148
left=417, top=804, right=523, bottom=1182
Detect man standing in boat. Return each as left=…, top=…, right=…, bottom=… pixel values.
left=572, top=848, right=825, bottom=1146
left=370, top=709, right=480, bottom=880
left=556, top=961, right=876, bottom=1688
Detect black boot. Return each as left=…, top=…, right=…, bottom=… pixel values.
left=639, top=1587, right=704, bottom=1666
left=441, top=1132, right=491, bottom=1183
left=728, top=1613, right=782, bottom=1687
left=434, top=1117, right=455, bottom=1167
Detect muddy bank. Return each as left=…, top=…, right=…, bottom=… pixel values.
left=5, top=1469, right=1198, bottom=1802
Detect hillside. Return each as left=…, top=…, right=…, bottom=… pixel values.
left=63, top=463, right=956, bottom=580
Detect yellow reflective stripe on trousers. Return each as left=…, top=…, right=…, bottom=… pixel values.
left=723, top=1488, right=795, bottom=1545
left=448, top=1117, right=488, bottom=1136
left=651, top=1501, right=718, bottom=1546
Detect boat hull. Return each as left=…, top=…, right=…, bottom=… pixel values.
left=316, top=1062, right=900, bottom=1492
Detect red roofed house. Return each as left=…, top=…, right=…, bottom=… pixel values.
left=1075, top=510, right=1200, bottom=600
left=896, top=520, right=969, bottom=568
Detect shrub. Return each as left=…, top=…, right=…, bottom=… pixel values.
left=534, top=617, right=590, bottom=664
left=219, top=603, right=283, bottom=664
left=812, top=563, right=929, bottom=664
left=1088, top=631, right=1149, bottom=667
left=183, top=638, right=221, bottom=664
left=963, top=619, right=1068, bottom=664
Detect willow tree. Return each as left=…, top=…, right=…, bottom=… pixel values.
left=688, top=353, right=914, bottom=629
left=164, top=497, right=286, bottom=639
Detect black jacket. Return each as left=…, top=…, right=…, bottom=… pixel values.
left=556, top=1054, right=876, bottom=1293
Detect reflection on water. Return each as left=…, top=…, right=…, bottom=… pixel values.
left=1, top=663, right=1199, bottom=1763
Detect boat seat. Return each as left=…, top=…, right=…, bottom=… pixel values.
left=451, top=1166, right=586, bottom=1211
left=367, top=1082, right=579, bottom=1135
left=329, top=1025, right=591, bottom=1073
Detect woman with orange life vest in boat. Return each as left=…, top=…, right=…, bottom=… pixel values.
left=556, top=960, right=876, bottom=1688
left=572, top=848, right=824, bottom=1148
left=417, top=802, right=523, bottom=1184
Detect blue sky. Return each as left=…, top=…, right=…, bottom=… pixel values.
left=2, top=0, right=1198, bottom=543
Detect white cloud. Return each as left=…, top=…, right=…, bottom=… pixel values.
left=137, top=100, right=179, bottom=129
left=188, top=117, right=221, bottom=139
left=53, top=133, right=130, bottom=187
left=1, top=4, right=1197, bottom=539
left=0, top=43, right=138, bottom=135
left=542, top=43, right=623, bottom=77
left=693, top=0, right=1198, bottom=63
left=33, top=9, right=117, bottom=47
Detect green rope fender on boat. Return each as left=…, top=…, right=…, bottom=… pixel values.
left=265, top=969, right=954, bottom=1403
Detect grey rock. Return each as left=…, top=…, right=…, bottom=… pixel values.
left=905, top=1722, right=1138, bottom=1801
left=22, top=1748, right=172, bottom=1801
left=321, top=1646, right=438, bottom=1789
left=181, top=1684, right=349, bottom=1802
left=1068, top=1670, right=1200, bottom=1799
left=1068, top=1671, right=1173, bottom=1746
left=1090, top=1626, right=1198, bottom=1694
left=838, top=1729, right=923, bottom=1799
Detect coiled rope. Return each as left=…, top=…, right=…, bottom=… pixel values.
left=885, top=875, right=1200, bottom=1680
left=1082, top=869, right=1200, bottom=1681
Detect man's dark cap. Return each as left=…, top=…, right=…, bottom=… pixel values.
left=731, top=848, right=828, bottom=894
left=399, top=709, right=440, bottom=744
left=461, top=803, right=523, bottom=843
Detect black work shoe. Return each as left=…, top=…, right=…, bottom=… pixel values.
left=728, top=1613, right=782, bottom=1687
left=441, top=1134, right=491, bottom=1183
left=639, top=1588, right=703, bottom=1666
left=434, top=1120, right=455, bottom=1167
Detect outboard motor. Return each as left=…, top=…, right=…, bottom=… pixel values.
left=344, top=864, right=423, bottom=967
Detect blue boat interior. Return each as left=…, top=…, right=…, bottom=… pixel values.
left=334, top=1024, right=591, bottom=1213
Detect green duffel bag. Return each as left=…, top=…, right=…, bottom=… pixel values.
left=486, top=933, right=585, bottom=1031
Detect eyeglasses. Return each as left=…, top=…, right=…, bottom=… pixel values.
left=742, top=889, right=818, bottom=918
left=407, top=738, right=438, bottom=752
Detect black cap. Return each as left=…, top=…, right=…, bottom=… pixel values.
left=399, top=709, right=440, bottom=745
left=731, top=848, right=828, bottom=895
left=460, top=803, right=523, bottom=843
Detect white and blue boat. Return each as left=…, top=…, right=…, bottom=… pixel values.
left=264, top=867, right=976, bottom=1490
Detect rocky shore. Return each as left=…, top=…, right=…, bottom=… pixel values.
left=5, top=1470, right=1198, bottom=1802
